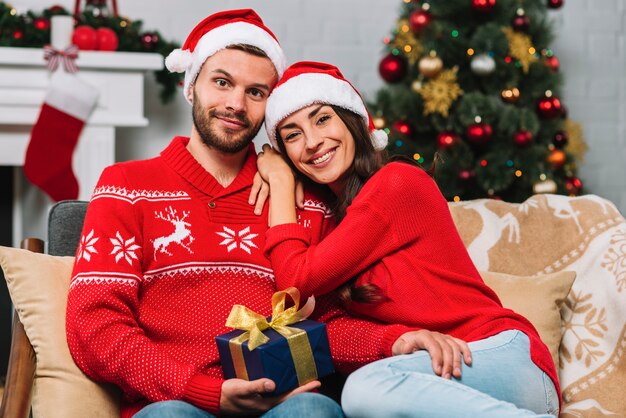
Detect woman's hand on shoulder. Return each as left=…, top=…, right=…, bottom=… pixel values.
left=256, top=144, right=294, bottom=184
left=392, top=329, right=472, bottom=379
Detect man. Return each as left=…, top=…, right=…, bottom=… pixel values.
left=66, top=9, right=411, bottom=418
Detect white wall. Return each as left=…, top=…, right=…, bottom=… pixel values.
left=12, top=0, right=626, bottom=216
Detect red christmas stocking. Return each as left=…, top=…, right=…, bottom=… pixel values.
left=24, top=70, right=99, bottom=201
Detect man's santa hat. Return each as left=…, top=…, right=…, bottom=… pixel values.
left=165, top=9, right=286, bottom=104
left=265, top=61, right=388, bottom=151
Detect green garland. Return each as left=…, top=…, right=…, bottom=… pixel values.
left=0, top=2, right=182, bottom=103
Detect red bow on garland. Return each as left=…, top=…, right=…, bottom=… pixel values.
left=43, top=44, right=80, bottom=73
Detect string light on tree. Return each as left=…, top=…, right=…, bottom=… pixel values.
left=458, top=169, right=476, bottom=182
left=393, top=120, right=413, bottom=137
left=372, top=115, right=386, bottom=130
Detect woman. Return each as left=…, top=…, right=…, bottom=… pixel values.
left=256, top=61, right=560, bottom=417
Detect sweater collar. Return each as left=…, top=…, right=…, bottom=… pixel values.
left=161, top=136, right=258, bottom=198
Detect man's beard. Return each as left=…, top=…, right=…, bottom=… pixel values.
left=191, top=91, right=262, bottom=154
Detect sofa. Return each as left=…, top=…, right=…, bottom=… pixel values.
left=1, top=194, right=624, bottom=418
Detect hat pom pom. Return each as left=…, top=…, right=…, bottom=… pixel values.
left=165, top=49, right=193, bottom=73
left=371, top=129, right=388, bottom=151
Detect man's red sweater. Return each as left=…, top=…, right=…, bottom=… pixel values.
left=66, top=137, right=409, bottom=418
left=265, top=162, right=560, bottom=400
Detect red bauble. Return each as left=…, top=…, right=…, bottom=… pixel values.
left=458, top=169, right=475, bottom=181
left=547, top=0, right=564, bottom=9
left=409, top=10, right=431, bottom=34
left=466, top=122, right=493, bottom=145
left=96, top=27, right=118, bottom=51
left=512, top=14, right=530, bottom=31
left=437, top=131, right=460, bottom=149
left=34, top=17, right=50, bottom=31
left=49, top=5, right=66, bottom=13
left=72, top=25, right=98, bottom=50
left=472, top=0, right=496, bottom=13
left=393, top=120, right=413, bottom=137
left=565, top=176, right=582, bottom=195
left=13, top=30, right=24, bottom=40
left=379, top=54, right=407, bottom=83
left=513, top=130, right=533, bottom=147
left=537, top=96, right=562, bottom=119
left=544, top=55, right=559, bottom=71
left=553, top=131, right=569, bottom=148
left=140, top=32, right=160, bottom=51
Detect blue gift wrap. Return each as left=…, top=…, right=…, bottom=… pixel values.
left=216, top=319, right=335, bottom=395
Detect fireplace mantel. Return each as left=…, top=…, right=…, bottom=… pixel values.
left=0, top=47, right=163, bottom=245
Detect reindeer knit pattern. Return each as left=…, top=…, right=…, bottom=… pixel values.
left=265, top=162, right=560, bottom=402
left=66, top=137, right=409, bottom=418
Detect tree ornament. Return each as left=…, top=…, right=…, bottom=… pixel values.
left=419, top=67, right=463, bottom=117
left=96, top=27, right=118, bottom=51
left=379, top=53, right=407, bottom=83
left=553, top=131, right=568, bottom=149
left=391, top=20, right=423, bottom=65
left=437, top=131, right=460, bottom=149
left=411, top=79, right=423, bottom=93
left=512, top=9, right=530, bottom=31
left=470, top=53, right=496, bottom=76
left=501, top=87, right=520, bottom=103
left=565, top=176, right=583, bottom=195
left=409, top=9, right=431, bottom=34
left=537, top=93, right=562, bottom=119
left=393, top=120, right=413, bottom=136
left=372, top=116, right=386, bottom=130
left=503, top=28, right=537, bottom=73
left=140, top=31, right=160, bottom=51
left=560, top=104, right=568, bottom=119
left=544, top=55, right=559, bottom=71
left=72, top=25, right=98, bottom=50
left=13, top=30, right=24, bottom=40
left=466, top=122, right=493, bottom=145
left=563, top=119, right=587, bottom=163
left=34, top=17, right=50, bottom=31
left=547, top=0, right=564, bottom=9
left=547, top=149, right=566, bottom=169
left=472, top=0, right=496, bottom=13
left=418, top=52, right=443, bottom=78
left=513, top=130, right=533, bottom=147
left=533, top=179, right=557, bottom=194
left=458, top=169, right=475, bottom=182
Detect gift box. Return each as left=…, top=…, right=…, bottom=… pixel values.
left=216, top=318, right=335, bottom=395
left=215, top=288, right=335, bottom=395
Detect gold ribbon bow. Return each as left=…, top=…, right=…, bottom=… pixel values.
left=225, top=287, right=318, bottom=384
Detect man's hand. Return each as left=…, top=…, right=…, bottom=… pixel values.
left=392, top=330, right=472, bottom=379
left=220, top=378, right=321, bottom=415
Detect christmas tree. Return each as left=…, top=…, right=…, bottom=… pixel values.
left=369, top=0, right=586, bottom=202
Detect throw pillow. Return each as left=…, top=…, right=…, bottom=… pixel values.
left=480, top=270, right=576, bottom=370
left=0, top=245, right=120, bottom=418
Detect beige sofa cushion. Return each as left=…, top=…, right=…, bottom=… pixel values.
left=481, top=270, right=576, bottom=370
left=0, top=245, right=119, bottom=418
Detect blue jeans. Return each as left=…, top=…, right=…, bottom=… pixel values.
left=342, top=330, right=559, bottom=418
left=133, top=392, right=344, bottom=418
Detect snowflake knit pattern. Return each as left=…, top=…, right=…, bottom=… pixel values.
left=66, top=137, right=408, bottom=417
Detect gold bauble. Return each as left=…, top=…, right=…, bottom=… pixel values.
left=501, top=87, right=520, bottom=103
left=418, top=55, right=443, bottom=78
left=532, top=179, right=557, bottom=194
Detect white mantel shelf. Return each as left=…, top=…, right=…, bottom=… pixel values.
left=0, top=47, right=164, bottom=246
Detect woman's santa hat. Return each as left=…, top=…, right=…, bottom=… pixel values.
left=165, top=9, right=286, bottom=104
left=265, top=61, right=388, bottom=151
